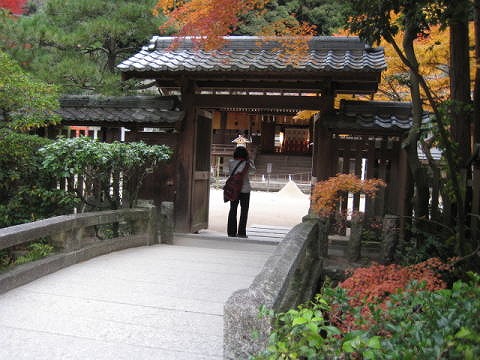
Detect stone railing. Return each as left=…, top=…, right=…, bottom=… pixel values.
left=223, top=213, right=398, bottom=359
left=0, top=204, right=172, bottom=295
left=224, top=219, right=324, bottom=359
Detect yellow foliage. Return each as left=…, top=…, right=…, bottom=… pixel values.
left=336, top=22, right=476, bottom=106
left=378, top=24, right=451, bottom=104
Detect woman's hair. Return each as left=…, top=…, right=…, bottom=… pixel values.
left=233, top=146, right=249, bottom=160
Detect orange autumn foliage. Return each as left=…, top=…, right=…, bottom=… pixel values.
left=153, top=0, right=316, bottom=52
left=331, top=257, right=457, bottom=332
left=154, top=0, right=267, bottom=49
left=340, top=258, right=454, bottom=306
left=311, top=174, right=386, bottom=217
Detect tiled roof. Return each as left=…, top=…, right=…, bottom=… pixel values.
left=342, top=100, right=414, bottom=130
left=117, top=36, right=386, bottom=74
left=324, top=100, right=430, bottom=132
left=57, top=95, right=184, bottom=126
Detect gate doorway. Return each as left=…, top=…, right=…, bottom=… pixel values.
left=118, top=36, right=392, bottom=233
left=207, top=182, right=310, bottom=236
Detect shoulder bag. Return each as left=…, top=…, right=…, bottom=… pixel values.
left=223, top=160, right=248, bottom=202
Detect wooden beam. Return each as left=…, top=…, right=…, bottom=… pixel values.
left=154, top=79, right=379, bottom=94
left=123, top=69, right=381, bottom=81
left=194, top=80, right=327, bottom=91
left=334, top=82, right=379, bottom=94
left=61, top=120, right=178, bottom=128
left=193, top=94, right=323, bottom=110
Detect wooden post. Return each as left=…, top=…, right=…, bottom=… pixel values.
left=175, top=80, right=196, bottom=232
left=398, top=146, right=410, bottom=242
left=353, top=139, right=363, bottom=211
left=312, top=92, right=334, bottom=181
left=365, top=137, right=376, bottom=220
left=386, top=140, right=401, bottom=214
left=375, top=137, right=387, bottom=217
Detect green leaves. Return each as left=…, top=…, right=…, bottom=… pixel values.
left=15, top=242, right=54, bottom=265
left=0, top=129, right=76, bottom=228
left=39, top=136, right=172, bottom=210
left=0, top=0, right=166, bottom=95
left=237, top=0, right=349, bottom=36
left=256, top=296, right=340, bottom=359
left=256, top=273, right=480, bottom=359
left=0, top=51, right=60, bottom=131
left=40, top=137, right=171, bottom=176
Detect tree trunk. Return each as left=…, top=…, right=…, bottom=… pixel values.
left=402, top=22, right=429, bottom=221
left=473, top=0, right=480, bottom=245
left=449, top=2, right=471, bottom=254
left=475, top=0, right=480, bottom=145
left=450, top=14, right=472, bottom=167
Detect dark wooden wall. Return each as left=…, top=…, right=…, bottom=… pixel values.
left=125, top=131, right=177, bottom=206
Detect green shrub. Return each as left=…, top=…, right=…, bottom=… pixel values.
left=256, top=297, right=341, bottom=360
left=40, top=137, right=172, bottom=211
left=341, top=273, right=480, bottom=360
left=15, top=242, right=54, bottom=265
left=0, top=129, right=77, bottom=228
left=257, top=273, right=480, bottom=360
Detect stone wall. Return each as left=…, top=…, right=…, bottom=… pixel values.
left=0, top=204, right=172, bottom=295
left=223, top=219, right=324, bottom=359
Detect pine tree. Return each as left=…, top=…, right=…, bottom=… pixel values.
left=0, top=0, right=167, bottom=94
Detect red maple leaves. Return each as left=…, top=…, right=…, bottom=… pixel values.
left=0, top=0, right=27, bottom=15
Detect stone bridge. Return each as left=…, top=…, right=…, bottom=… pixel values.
left=0, top=205, right=386, bottom=359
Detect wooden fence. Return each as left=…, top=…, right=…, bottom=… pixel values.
left=330, top=134, right=405, bottom=221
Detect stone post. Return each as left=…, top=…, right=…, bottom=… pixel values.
left=137, top=203, right=159, bottom=245
left=50, top=230, right=69, bottom=250
left=347, top=212, right=364, bottom=262
left=381, top=215, right=400, bottom=264
left=317, top=217, right=329, bottom=258
left=160, top=201, right=174, bottom=244
left=51, top=227, right=85, bottom=251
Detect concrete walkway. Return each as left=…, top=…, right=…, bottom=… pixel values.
left=0, top=235, right=275, bottom=360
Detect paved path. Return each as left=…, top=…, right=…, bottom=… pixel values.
left=0, top=235, right=276, bottom=360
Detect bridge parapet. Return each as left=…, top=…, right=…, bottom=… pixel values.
left=224, top=219, right=325, bottom=359
left=0, top=204, right=167, bottom=295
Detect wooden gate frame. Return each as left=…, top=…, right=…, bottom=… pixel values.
left=114, top=36, right=400, bottom=233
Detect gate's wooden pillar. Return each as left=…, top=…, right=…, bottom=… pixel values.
left=308, top=92, right=334, bottom=217
left=312, top=93, right=334, bottom=182
left=175, top=80, right=196, bottom=233
left=261, top=120, right=275, bottom=153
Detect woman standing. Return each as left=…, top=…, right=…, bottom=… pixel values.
left=227, top=146, right=255, bottom=238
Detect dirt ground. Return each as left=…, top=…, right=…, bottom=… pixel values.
left=208, top=181, right=311, bottom=234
